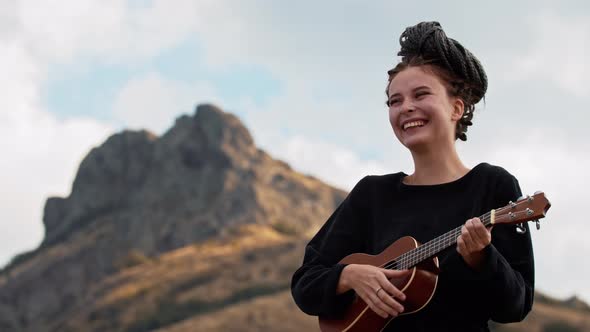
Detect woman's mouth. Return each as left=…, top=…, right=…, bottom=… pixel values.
left=402, top=120, right=428, bottom=131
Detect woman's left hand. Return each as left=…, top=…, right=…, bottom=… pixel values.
left=456, top=217, right=491, bottom=271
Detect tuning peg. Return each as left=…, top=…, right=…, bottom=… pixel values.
left=535, top=220, right=541, bottom=230
left=516, top=224, right=527, bottom=234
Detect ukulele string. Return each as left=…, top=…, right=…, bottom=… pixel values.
left=385, top=211, right=496, bottom=270
left=381, top=203, right=519, bottom=270
left=384, top=202, right=521, bottom=269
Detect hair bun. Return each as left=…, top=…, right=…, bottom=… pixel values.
left=398, top=21, right=445, bottom=60
left=397, top=21, right=488, bottom=104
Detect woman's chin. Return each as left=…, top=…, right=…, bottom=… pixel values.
left=400, top=133, right=430, bottom=150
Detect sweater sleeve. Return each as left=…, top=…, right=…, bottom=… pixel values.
left=291, top=176, right=370, bottom=317
left=486, top=173, right=535, bottom=323
left=445, top=171, right=535, bottom=322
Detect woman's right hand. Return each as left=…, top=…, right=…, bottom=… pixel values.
left=337, top=264, right=409, bottom=318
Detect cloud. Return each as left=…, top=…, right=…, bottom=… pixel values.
left=112, top=72, right=222, bottom=134
left=0, top=112, right=111, bottom=266
left=269, top=135, right=394, bottom=191
left=0, top=2, right=114, bottom=266
left=0, top=121, right=112, bottom=268
left=18, top=0, right=200, bottom=63
left=0, top=0, right=18, bottom=41
left=506, top=11, right=590, bottom=97
left=242, top=80, right=396, bottom=158
left=185, top=0, right=403, bottom=156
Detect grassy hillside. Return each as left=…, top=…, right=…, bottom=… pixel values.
left=40, top=224, right=590, bottom=332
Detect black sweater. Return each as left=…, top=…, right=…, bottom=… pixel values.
left=291, top=163, right=535, bottom=331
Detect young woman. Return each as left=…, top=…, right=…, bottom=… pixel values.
left=291, top=22, right=534, bottom=331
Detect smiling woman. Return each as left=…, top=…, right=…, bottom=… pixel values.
left=291, top=21, right=536, bottom=332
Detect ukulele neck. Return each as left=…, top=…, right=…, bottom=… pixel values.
left=394, top=210, right=494, bottom=269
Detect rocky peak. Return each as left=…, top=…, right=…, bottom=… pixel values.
left=564, top=296, right=590, bottom=312
left=43, top=129, right=157, bottom=246
left=42, top=104, right=261, bottom=247
left=161, top=104, right=258, bottom=166
left=194, top=103, right=255, bottom=151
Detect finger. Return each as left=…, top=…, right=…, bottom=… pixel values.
left=471, top=219, right=491, bottom=245
left=374, top=290, right=401, bottom=317
left=461, top=225, right=477, bottom=253
left=465, top=220, right=482, bottom=247
left=379, top=272, right=407, bottom=301
left=376, top=297, right=398, bottom=317
left=466, top=220, right=490, bottom=250
left=366, top=292, right=390, bottom=318
left=377, top=288, right=405, bottom=314
left=456, top=235, right=466, bottom=255
left=381, top=268, right=411, bottom=279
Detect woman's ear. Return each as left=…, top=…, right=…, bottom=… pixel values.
left=451, top=98, right=465, bottom=121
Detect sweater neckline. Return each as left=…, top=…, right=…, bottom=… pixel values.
left=398, top=163, right=486, bottom=191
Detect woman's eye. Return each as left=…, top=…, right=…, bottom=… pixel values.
left=416, top=92, right=429, bottom=98
left=389, top=99, right=400, bottom=106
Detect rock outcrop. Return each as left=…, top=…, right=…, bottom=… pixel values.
left=0, top=104, right=345, bottom=331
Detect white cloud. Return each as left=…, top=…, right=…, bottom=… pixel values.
left=184, top=0, right=403, bottom=157
left=269, top=135, right=393, bottom=191
left=0, top=113, right=112, bottom=266
left=112, top=72, right=223, bottom=134
left=0, top=3, right=114, bottom=266
left=506, top=11, right=590, bottom=97
left=18, top=0, right=200, bottom=64
left=243, top=80, right=395, bottom=156
left=0, top=0, right=18, bottom=41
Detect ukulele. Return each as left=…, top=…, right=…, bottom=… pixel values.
left=319, top=191, right=551, bottom=332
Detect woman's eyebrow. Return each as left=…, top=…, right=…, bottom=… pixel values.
left=389, top=85, right=432, bottom=100
left=389, top=92, right=401, bottom=100
left=413, top=85, right=431, bottom=92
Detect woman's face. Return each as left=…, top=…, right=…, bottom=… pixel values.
left=387, top=66, right=463, bottom=152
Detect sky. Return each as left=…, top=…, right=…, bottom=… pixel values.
left=1, top=0, right=589, bottom=303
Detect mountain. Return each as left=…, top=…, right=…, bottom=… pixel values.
left=0, top=104, right=345, bottom=331
left=1, top=104, right=588, bottom=332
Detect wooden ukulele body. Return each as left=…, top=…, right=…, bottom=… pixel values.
left=319, top=236, right=440, bottom=332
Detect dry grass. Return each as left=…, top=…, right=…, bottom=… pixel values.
left=155, top=290, right=318, bottom=332
left=52, top=224, right=304, bottom=332
left=42, top=224, right=590, bottom=332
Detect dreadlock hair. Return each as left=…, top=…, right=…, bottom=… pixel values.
left=385, top=21, right=488, bottom=141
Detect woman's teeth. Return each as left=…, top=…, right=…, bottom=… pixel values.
left=403, top=120, right=426, bottom=130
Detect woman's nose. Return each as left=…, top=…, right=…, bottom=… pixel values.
left=400, top=99, right=415, bottom=113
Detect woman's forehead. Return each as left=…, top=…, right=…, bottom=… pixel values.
left=388, top=66, right=443, bottom=95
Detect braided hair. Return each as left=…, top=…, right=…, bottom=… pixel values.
left=385, top=22, right=488, bottom=141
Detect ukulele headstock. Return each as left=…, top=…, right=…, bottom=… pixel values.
left=492, top=191, right=551, bottom=227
